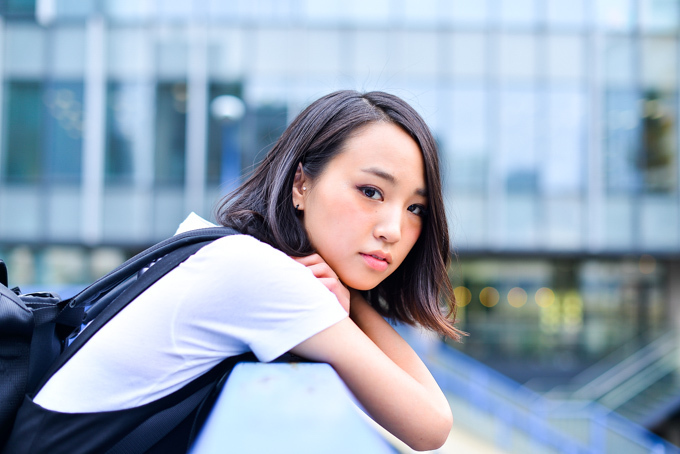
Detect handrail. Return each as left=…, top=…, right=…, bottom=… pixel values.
left=427, top=353, right=593, bottom=453
left=570, top=330, right=678, bottom=401
left=190, top=362, right=394, bottom=453
left=599, top=347, right=679, bottom=410
left=551, top=329, right=669, bottom=391
left=399, top=326, right=680, bottom=454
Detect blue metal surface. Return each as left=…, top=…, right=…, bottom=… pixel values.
left=424, top=336, right=680, bottom=454
left=190, top=362, right=395, bottom=454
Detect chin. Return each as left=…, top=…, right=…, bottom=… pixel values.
left=340, top=269, right=392, bottom=292
left=344, top=277, right=382, bottom=292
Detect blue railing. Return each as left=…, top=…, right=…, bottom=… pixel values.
left=407, top=328, right=680, bottom=454
left=190, top=362, right=396, bottom=453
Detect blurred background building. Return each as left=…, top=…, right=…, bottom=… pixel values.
left=1, top=0, right=680, bottom=450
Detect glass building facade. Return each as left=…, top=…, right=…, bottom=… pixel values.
left=1, top=0, right=679, bottom=384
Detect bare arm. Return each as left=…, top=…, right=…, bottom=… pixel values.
left=348, top=289, right=444, bottom=398
left=289, top=290, right=452, bottom=451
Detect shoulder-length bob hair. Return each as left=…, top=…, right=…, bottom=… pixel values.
left=216, top=90, right=463, bottom=340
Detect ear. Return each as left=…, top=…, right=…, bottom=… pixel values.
left=292, top=163, right=308, bottom=210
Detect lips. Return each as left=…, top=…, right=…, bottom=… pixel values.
left=360, top=251, right=391, bottom=272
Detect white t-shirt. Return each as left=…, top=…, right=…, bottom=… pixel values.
left=34, top=220, right=347, bottom=413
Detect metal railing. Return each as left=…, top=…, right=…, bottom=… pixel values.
left=190, top=362, right=396, bottom=454
left=568, top=331, right=679, bottom=403
left=401, top=327, right=680, bottom=454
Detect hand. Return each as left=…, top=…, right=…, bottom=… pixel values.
left=292, top=254, right=350, bottom=313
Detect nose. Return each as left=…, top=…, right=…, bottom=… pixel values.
left=374, top=206, right=402, bottom=244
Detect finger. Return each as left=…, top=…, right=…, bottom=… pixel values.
left=305, top=262, right=338, bottom=280
left=318, top=276, right=345, bottom=291
left=291, top=254, right=324, bottom=266
left=318, top=278, right=351, bottom=313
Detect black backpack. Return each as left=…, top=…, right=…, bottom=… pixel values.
left=0, top=227, right=241, bottom=452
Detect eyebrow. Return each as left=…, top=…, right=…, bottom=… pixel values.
left=361, top=167, right=428, bottom=197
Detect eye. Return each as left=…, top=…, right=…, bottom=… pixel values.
left=408, top=204, right=428, bottom=217
left=358, top=186, right=383, bottom=200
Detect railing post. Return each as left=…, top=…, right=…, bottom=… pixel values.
left=590, top=406, right=607, bottom=453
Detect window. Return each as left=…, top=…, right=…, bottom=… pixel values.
left=207, top=83, right=243, bottom=186
left=596, top=0, right=635, bottom=31
left=640, top=0, right=679, bottom=33
left=604, top=89, right=641, bottom=193
left=250, top=104, right=288, bottom=170
left=1, top=0, right=36, bottom=17
left=3, top=80, right=82, bottom=184
left=546, top=0, right=586, bottom=28
left=604, top=89, right=677, bottom=194
left=4, top=81, right=42, bottom=183
left=499, top=88, right=537, bottom=193
left=543, top=88, right=585, bottom=194
left=440, top=87, right=489, bottom=192
left=499, top=0, right=538, bottom=27
left=43, top=82, right=83, bottom=183
left=447, top=0, right=489, bottom=25
left=640, top=90, right=677, bottom=193
left=154, top=82, right=187, bottom=185
left=447, top=32, right=487, bottom=79
left=207, top=84, right=287, bottom=187
left=105, top=82, right=137, bottom=184
left=498, top=33, right=537, bottom=80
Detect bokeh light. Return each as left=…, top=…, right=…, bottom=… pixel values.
left=507, top=287, right=528, bottom=308
left=535, top=287, right=555, bottom=308
left=454, top=286, right=472, bottom=307
left=479, top=287, right=500, bottom=307
left=540, top=302, right=560, bottom=333
left=563, top=290, right=583, bottom=331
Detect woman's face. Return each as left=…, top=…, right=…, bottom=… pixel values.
left=293, top=122, right=427, bottom=291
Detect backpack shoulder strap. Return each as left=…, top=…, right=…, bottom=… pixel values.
left=32, top=227, right=239, bottom=394
left=68, top=227, right=239, bottom=311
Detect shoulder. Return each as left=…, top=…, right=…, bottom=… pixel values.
left=184, top=234, right=313, bottom=285
left=198, top=234, right=293, bottom=266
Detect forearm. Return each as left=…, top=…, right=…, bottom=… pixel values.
left=349, top=291, right=445, bottom=399
left=348, top=292, right=453, bottom=448
left=287, top=263, right=452, bottom=449
left=291, top=317, right=452, bottom=451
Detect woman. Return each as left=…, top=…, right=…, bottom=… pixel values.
left=27, top=91, right=462, bottom=452
left=218, top=90, right=463, bottom=449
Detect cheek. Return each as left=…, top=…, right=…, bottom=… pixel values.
left=318, top=192, right=366, bottom=230
left=398, top=223, right=423, bottom=257
left=304, top=190, right=360, bottom=246
left=404, top=217, right=423, bottom=242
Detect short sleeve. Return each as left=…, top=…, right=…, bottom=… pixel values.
left=172, top=235, right=348, bottom=363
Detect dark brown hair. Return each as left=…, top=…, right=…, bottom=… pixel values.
left=216, top=90, right=463, bottom=340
